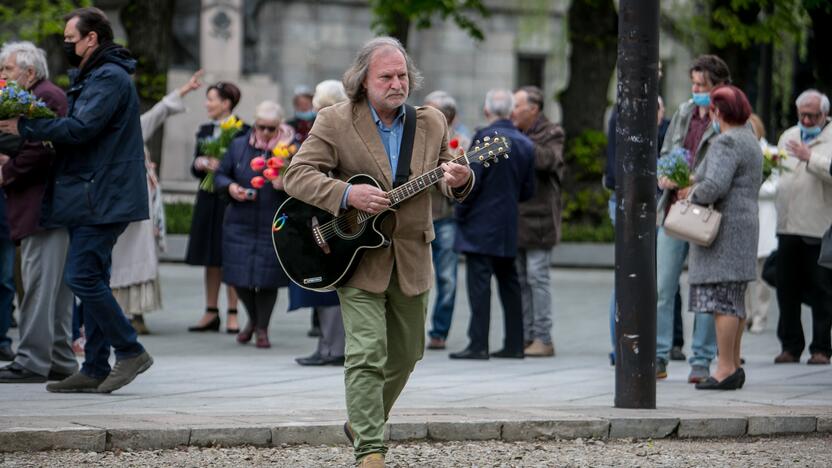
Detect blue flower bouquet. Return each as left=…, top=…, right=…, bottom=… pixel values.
left=0, top=79, right=56, bottom=120
left=657, top=147, right=693, bottom=188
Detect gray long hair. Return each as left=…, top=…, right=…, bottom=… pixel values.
left=342, top=37, right=423, bottom=103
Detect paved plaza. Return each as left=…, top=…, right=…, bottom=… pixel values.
left=0, top=263, right=829, bottom=451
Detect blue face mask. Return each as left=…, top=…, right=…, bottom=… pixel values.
left=692, top=92, right=710, bottom=107
left=295, top=110, right=316, bottom=121
left=798, top=123, right=822, bottom=142
left=711, top=120, right=721, bottom=134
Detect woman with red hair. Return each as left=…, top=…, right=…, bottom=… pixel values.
left=687, top=85, right=762, bottom=390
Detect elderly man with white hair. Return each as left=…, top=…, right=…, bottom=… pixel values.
left=773, top=89, right=832, bottom=365
left=450, top=89, right=536, bottom=360
left=0, top=41, right=76, bottom=383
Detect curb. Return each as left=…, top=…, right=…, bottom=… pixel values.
left=2, top=413, right=830, bottom=453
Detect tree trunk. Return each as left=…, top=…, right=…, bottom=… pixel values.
left=559, top=0, right=618, bottom=137
left=120, top=0, right=175, bottom=169
left=387, top=10, right=410, bottom=48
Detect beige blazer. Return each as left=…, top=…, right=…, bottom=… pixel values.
left=283, top=100, right=472, bottom=296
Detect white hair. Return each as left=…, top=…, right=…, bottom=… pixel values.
left=796, top=89, right=830, bottom=114
left=484, top=89, right=514, bottom=119
left=0, top=41, right=49, bottom=80
left=255, top=100, right=284, bottom=122
left=423, top=90, right=458, bottom=123
left=312, top=79, right=347, bottom=111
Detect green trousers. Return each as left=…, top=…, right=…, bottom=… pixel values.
left=337, top=272, right=428, bottom=461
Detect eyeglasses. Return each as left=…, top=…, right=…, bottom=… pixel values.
left=255, top=124, right=277, bottom=132
left=799, top=111, right=823, bottom=121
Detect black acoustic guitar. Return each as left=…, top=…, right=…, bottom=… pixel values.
left=272, top=134, right=511, bottom=291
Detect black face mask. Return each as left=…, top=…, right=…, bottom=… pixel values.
left=63, top=41, right=83, bottom=67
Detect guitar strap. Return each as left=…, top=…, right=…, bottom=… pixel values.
left=393, top=104, right=417, bottom=188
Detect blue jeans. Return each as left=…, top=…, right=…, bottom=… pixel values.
left=0, top=238, right=15, bottom=348
left=66, top=223, right=144, bottom=379
left=429, top=218, right=458, bottom=340
left=656, top=227, right=716, bottom=367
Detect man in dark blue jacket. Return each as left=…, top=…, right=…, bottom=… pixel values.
left=450, top=89, right=536, bottom=360
left=0, top=7, right=152, bottom=393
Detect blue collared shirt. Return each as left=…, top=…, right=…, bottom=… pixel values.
left=341, top=104, right=406, bottom=209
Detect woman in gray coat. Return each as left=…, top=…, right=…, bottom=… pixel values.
left=688, top=85, right=761, bottom=390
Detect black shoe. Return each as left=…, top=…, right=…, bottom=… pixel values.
left=0, top=362, right=47, bottom=383
left=0, top=344, right=13, bottom=361
left=449, top=348, right=489, bottom=360
left=343, top=421, right=355, bottom=445
left=295, top=352, right=345, bottom=366
left=670, top=346, right=686, bottom=361
left=695, top=368, right=743, bottom=390
left=48, top=368, right=77, bottom=381
left=307, top=326, right=321, bottom=338
left=188, top=314, right=220, bottom=332
left=490, top=349, right=525, bottom=359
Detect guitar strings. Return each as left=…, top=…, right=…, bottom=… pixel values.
left=315, top=139, right=502, bottom=241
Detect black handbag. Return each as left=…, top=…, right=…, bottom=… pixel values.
left=762, top=250, right=777, bottom=288
left=820, top=226, right=832, bottom=269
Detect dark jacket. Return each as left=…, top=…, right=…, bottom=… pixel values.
left=214, top=132, right=289, bottom=289
left=2, top=79, right=68, bottom=241
left=455, top=119, right=535, bottom=258
left=517, top=115, right=565, bottom=249
left=18, top=44, right=148, bottom=227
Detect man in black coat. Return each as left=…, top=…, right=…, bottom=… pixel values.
left=450, top=89, right=536, bottom=360
left=0, top=7, right=152, bottom=393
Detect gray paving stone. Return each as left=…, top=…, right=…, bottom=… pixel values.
left=0, top=428, right=106, bottom=452
left=107, top=428, right=191, bottom=450
left=501, top=419, right=610, bottom=441
left=747, top=416, right=817, bottom=435
left=388, top=422, right=428, bottom=441
left=190, top=427, right=271, bottom=447
left=677, top=417, right=747, bottom=438
left=272, top=424, right=348, bottom=445
left=427, top=421, right=502, bottom=441
left=608, top=418, right=679, bottom=439
left=817, top=416, right=832, bottom=433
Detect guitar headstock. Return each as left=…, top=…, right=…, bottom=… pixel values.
left=464, top=132, right=511, bottom=168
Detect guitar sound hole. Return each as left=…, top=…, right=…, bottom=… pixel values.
left=333, top=215, right=365, bottom=240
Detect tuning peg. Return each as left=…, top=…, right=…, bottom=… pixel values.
left=492, top=157, right=499, bottom=163
left=483, top=161, right=490, bottom=168
left=483, top=136, right=491, bottom=142
left=503, top=154, right=509, bottom=159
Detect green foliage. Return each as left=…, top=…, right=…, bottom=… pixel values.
left=561, top=218, right=614, bottom=243
left=370, top=0, right=489, bottom=41
left=561, top=129, right=610, bottom=229
left=133, top=69, right=167, bottom=105
left=0, top=0, right=92, bottom=43
left=689, top=0, right=809, bottom=50
left=164, top=202, right=193, bottom=235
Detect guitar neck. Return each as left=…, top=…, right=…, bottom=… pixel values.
left=387, top=154, right=468, bottom=205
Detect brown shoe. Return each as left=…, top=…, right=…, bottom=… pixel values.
left=807, top=353, right=830, bottom=365
left=524, top=339, right=555, bottom=357
left=774, top=351, right=799, bottom=363
left=358, top=453, right=384, bottom=468
left=427, top=337, right=446, bottom=350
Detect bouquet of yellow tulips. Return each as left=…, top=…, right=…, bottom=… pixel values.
left=199, top=115, right=245, bottom=192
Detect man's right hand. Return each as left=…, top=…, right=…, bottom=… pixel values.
left=348, top=184, right=390, bottom=214
left=657, top=176, right=677, bottom=190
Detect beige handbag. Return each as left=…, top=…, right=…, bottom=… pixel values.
left=662, top=186, right=722, bottom=247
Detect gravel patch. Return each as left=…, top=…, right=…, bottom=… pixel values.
left=3, top=434, right=831, bottom=467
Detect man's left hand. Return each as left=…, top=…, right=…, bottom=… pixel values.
left=441, top=161, right=471, bottom=189
left=0, top=118, right=20, bottom=136
left=786, top=140, right=811, bottom=162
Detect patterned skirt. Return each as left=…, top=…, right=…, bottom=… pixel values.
left=689, top=282, right=748, bottom=319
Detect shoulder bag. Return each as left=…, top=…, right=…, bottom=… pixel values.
left=662, top=186, right=722, bottom=247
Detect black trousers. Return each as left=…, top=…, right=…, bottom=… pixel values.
left=236, top=287, right=278, bottom=331
left=776, top=235, right=832, bottom=357
left=465, top=253, right=524, bottom=353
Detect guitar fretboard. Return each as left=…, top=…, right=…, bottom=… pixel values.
left=387, top=154, right=468, bottom=206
